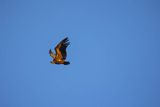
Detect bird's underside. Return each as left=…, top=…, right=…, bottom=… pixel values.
left=49, top=37, right=70, bottom=65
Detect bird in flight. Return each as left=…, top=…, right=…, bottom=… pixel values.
left=49, top=37, right=70, bottom=65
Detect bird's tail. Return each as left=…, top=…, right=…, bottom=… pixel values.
left=64, top=61, right=70, bottom=65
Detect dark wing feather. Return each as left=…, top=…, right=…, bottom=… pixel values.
left=55, top=37, right=70, bottom=60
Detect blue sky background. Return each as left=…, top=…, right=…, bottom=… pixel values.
left=0, top=0, right=160, bottom=107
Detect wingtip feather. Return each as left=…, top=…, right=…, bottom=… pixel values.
left=49, top=49, right=52, bottom=54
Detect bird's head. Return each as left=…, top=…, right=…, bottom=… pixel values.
left=50, top=61, right=55, bottom=64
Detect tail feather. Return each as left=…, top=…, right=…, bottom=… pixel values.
left=64, top=61, right=70, bottom=65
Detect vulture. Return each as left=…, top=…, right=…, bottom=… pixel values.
left=49, top=37, right=70, bottom=65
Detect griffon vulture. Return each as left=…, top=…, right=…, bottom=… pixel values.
left=49, top=37, right=70, bottom=65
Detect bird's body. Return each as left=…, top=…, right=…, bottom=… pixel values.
left=49, top=37, right=70, bottom=65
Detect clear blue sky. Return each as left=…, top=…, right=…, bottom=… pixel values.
left=0, top=0, right=160, bottom=107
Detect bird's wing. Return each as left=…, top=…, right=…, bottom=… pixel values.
left=49, top=49, right=56, bottom=58
left=55, top=37, right=70, bottom=60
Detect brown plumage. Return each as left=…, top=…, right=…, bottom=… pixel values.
left=49, top=37, right=70, bottom=65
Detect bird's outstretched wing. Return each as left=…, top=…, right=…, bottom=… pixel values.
left=49, top=49, right=55, bottom=58
left=55, top=37, right=70, bottom=60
